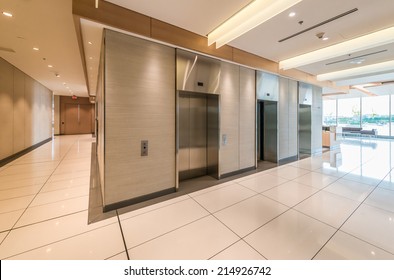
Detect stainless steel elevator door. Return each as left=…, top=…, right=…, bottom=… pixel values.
left=179, top=92, right=208, bottom=181
left=299, top=104, right=312, bottom=155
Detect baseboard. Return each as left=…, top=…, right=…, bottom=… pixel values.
left=0, top=137, right=52, bottom=167
left=220, top=166, right=256, bottom=179
left=103, top=187, right=177, bottom=212
left=278, top=155, right=298, bottom=165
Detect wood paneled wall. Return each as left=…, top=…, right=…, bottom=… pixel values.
left=72, top=0, right=339, bottom=93
left=0, top=58, right=52, bottom=161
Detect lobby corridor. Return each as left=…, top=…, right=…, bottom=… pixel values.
left=0, top=135, right=394, bottom=260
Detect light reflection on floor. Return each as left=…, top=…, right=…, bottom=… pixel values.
left=0, top=135, right=393, bottom=260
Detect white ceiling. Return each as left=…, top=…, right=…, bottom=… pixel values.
left=1, top=0, right=394, bottom=99
left=0, top=0, right=87, bottom=97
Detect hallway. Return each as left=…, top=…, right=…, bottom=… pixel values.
left=0, top=135, right=394, bottom=259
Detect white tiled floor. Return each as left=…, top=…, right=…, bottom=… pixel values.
left=1, top=135, right=394, bottom=259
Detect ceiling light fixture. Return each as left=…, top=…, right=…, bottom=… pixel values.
left=317, top=60, right=394, bottom=81
left=208, top=0, right=302, bottom=48
left=88, top=41, right=92, bottom=45
left=2, top=11, right=13, bottom=17
left=289, top=12, right=296, bottom=17
left=33, top=47, right=39, bottom=51
left=351, top=85, right=378, bottom=97
left=279, top=26, right=394, bottom=70
left=48, top=65, right=53, bottom=68
left=55, top=73, right=60, bottom=78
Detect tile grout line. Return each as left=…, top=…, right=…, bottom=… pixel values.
left=310, top=167, right=392, bottom=259
left=1, top=220, right=120, bottom=259
left=0, top=137, right=83, bottom=247
left=115, top=210, right=130, bottom=260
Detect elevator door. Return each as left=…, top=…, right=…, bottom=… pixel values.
left=179, top=92, right=208, bottom=181
left=257, top=101, right=278, bottom=163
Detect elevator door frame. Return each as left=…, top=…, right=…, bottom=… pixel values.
left=176, top=90, right=220, bottom=190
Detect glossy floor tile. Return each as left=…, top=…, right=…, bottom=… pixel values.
left=364, top=188, right=394, bottom=213
left=7, top=223, right=124, bottom=260
left=237, top=173, right=289, bottom=193
left=293, top=172, right=338, bottom=189
left=323, top=178, right=375, bottom=202
left=210, top=240, right=265, bottom=260
left=192, top=183, right=256, bottom=213
left=341, top=204, right=394, bottom=254
left=1, top=135, right=394, bottom=260
left=314, top=231, right=394, bottom=260
left=262, top=181, right=320, bottom=207
left=214, top=195, right=288, bottom=237
left=244, top=210, right=336, bottom=259
left=121, top=198, right=209, bottom=248
left=268, top=166, right=310, bottom=180
left=294, top=191, right=360, bottom=228
left=128, top=216, right=239, bottom=259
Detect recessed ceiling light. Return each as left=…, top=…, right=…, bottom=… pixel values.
left=55, top=73, right=60, bottom=78
left=208, top=0, right=302, bottom=48
left=322, top=37, right=329, bottom=41
left=89, top=57, right=93, bottom=60
left=88, top=41, right=92, bottom=45
left=48, top=65, right=53, bottom=68
left=2, top=11, right=13, bottom=17
left=289, top=12, right=296, bottom=17
left=33, top=47, right=39, bottom=51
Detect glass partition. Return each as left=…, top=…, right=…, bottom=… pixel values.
left=337, top=97, right=361, bottom=128
left=323, top=99, right=337, bottom=126
left=362, top=95, right=389, bottom=136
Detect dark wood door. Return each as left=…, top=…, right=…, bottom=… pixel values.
left=64, top=104, right=93, bottom=134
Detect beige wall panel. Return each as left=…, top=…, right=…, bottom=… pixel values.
left=96, top=50, right=105, bottom=201
left=0, top=59, right=14, bottom=160
left=220, top=62, right=240, bottom=175
left=13, top=68, right=25, bottom=153
left=312, top=86, right=323, bottom=154
left=39, top=85, right=52, bottom=141
left=54, top=95, right=60, bottom=135
left=239, top=67, right=256, bottom=169
left=288, top=80, right=298, bottom=157
left=104, top=30, right=175, bottom=206
left=24, top=76, right=34, bottom=147
left=31, top=82, right=41, bottom=144
left=0, top=58, right=52, bottom=161
left=278, top=77, right=289, bottom=160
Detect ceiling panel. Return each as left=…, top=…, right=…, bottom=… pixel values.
left=0, top=0, right=87, bottom=96
left=106, top=0, right=254, bottom=36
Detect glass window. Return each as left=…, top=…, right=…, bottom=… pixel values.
left=323, top=99, right=337, bottom=126
left=337, top=97, right=361, bottom=127
left=362, top=95, right=389, bottom=136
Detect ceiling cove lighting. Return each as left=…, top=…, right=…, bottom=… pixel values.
left=317, top=60, right=394, bottom=81
left=208, top=0, right=302, bottom=48
left=280, top=26, right=394, bottom=70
